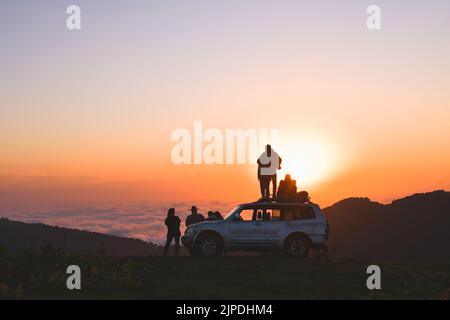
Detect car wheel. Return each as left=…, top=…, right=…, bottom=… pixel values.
left=194, top=234, right=223, bottom=257
left=286, top=235, right=311, bottom=258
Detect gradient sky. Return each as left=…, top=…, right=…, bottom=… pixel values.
left=1, top=0, right=450, bottom=210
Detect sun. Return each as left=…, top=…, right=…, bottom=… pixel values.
left=276, top=135, right=338, bottom=188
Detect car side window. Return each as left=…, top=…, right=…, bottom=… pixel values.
left=235, top=209, right=256, bottom=221
left=237, top=207, right=283, bottom=222
left=282, top=206, right=316, bottom=220
left=271, top=209, right=282, bottom=221
left=257, top=208, right=281, bottom=221
left=283, top=207, right=297, bottom=221
left=297, top=206, right=316, bottom=220
left=237, top=207, right=283, bottom=221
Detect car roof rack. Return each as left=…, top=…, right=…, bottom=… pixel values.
left=246, top=198, right=310, bottom=205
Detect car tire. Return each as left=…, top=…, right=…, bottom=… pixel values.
left=194, top=233, right=223, bottom=257
left=285, top=235, right=311, bottom=258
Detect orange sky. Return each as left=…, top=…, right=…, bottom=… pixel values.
left=1, top=1, right=450, bottom=209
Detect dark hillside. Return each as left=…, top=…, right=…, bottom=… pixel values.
left=324, top=190, right=450, bottom=263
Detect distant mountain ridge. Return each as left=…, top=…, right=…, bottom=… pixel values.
left=1, top=190, right=449, bottom=262
left=323, top=190, right=450, bottom=263
left=0, top=218, right=161, bottom=257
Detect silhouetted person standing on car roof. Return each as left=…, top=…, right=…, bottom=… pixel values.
left=257, top=144, right=282, bottom=199
left=163, top=208, right=181, bottom=256
left=185, top=205, right=205, bottom=227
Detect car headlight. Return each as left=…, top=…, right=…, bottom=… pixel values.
left=185, top=226, right=197, bottom=236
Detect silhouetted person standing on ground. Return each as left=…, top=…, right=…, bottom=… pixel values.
left=206, top=210, right=224, bottom=221
left=257, top=144, right=282, bottom=199
left=206, top=211, right=215, bottom=221
left=185, top=206, right=205, bottom=227
left=214, top=211, right=224, bottom=220
left=163, top=208, right=181, bottom=256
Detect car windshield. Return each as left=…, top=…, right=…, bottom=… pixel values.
left=224, top=206, right=241, bottom=220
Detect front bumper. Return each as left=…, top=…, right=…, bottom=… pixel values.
left=181, top=235, right=194, bottom=248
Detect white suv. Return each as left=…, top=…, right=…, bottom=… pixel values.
left=181, top=201, right=329, bottom=257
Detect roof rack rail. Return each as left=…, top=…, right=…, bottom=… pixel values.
left=255, top=198, right=310, bottom=204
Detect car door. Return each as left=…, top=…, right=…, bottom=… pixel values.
left=261, top=207, right=284, bottom=247
left=283, top=205, right=318, bottom=235
left=228, top=207, right=265, bottom=248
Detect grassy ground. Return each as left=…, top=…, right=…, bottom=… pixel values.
left=0, top=249, right=449, bottom=299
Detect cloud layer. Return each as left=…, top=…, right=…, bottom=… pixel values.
left=0, top=201, right=232, bottom=244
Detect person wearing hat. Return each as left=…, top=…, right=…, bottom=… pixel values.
left=185, top=205, right=205, bottom=227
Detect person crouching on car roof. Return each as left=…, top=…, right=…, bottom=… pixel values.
left=185, top=205, right=205, bottom=227
left=163, top=208, right=181, bottom=256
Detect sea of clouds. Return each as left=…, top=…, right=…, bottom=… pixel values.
left=0, top=201, right=233, bottom=245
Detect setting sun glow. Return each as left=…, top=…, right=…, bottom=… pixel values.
left=277, top=135, right=342, bottom=188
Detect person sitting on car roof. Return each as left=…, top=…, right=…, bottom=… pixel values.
left=277, top=174, right=298, bottom=201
